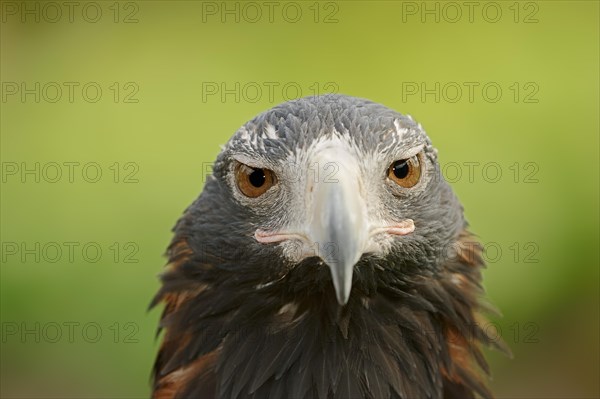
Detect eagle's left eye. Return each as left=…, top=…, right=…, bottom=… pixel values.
left=235, top=162, right=276, bottom=197
left=387, top=153, right=422, bottom=188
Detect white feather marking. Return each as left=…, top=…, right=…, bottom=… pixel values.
left=263, top=123, right=278, bottom=139
left=393, top=119, right=409, bottom=141
left=238, top=126, right=252, bottom=142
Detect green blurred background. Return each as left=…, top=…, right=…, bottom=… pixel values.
left=1, top=1, right=598, bottom=397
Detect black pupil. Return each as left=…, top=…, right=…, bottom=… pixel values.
left=392, top=160, right=409, bottom=179
left=249, top=168, right=266, bottom=187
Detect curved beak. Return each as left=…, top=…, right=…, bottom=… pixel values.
left=254, top=146, right=416, bottom=305
left=307, top=155, right=369, bottom=305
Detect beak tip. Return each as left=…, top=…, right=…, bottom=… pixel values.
left=336, top=291, right=351, bottom=306
left=327, top=260, right=355, bottom=306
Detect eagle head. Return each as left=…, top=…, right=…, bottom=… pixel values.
left=152, top=94, right=509, bottom=399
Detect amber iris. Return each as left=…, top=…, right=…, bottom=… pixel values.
left=388, top=154, right=421, bottom=188
left=235, top=163, right=276, bottom=197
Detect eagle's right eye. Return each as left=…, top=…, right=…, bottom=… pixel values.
left=235, top=162, right=276, bottom=198
left=387, top=153, right=422, bottom=188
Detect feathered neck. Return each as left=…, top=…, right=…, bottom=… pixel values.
left=152, top=231, right=508, bottom=399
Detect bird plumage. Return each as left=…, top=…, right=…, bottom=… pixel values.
left=151, top=94, right=509, bottom=399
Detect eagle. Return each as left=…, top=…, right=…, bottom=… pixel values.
left=151, top=94, right=509, bottom=399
